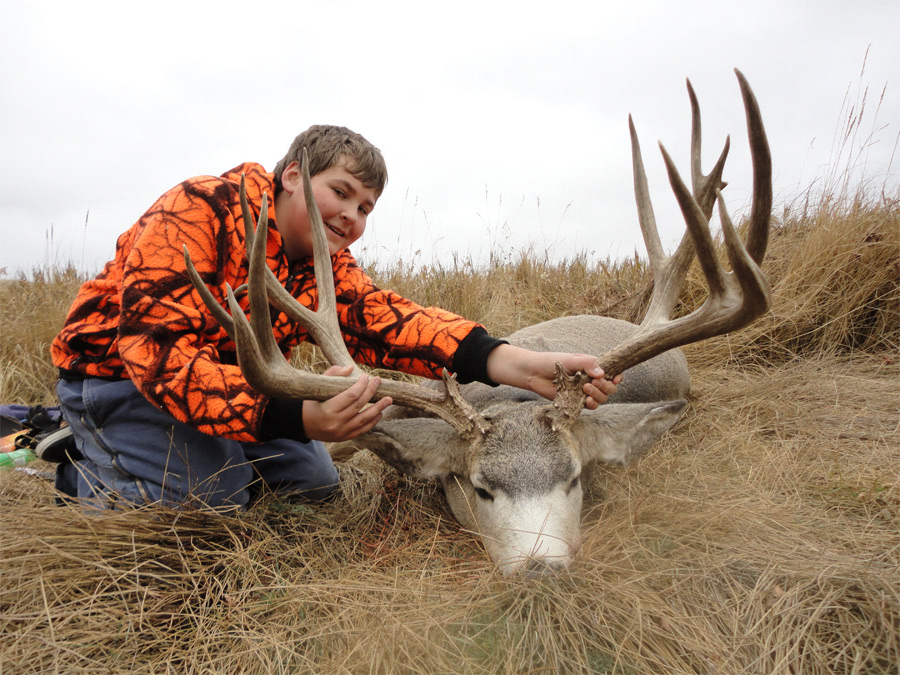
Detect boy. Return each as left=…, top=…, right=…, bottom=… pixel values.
left=50, top=125, right=619, bottom=510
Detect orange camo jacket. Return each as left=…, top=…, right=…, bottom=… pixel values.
left=51, top=163, right=483, bottom=442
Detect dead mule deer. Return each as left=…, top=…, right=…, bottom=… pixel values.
left=186, top=69, right=772, bottom=576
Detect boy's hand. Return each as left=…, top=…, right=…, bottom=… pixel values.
left=553, top=353, right=623, bottom=409
left=486, top=344, right=622, bottom=410
left=301, top=365, right=393, bottom=442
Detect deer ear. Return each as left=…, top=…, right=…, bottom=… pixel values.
left=328, top=419, right=469, bottom=479
left=571, top=400, right=687, bottom=466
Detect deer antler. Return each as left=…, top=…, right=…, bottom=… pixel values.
left=552, top=69, right=773, bottom=425
left=184, top=149, right=491, bottom=441
left=600, top=69, right=772, bottom=377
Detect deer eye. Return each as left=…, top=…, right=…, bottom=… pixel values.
left=567, top=476, right=581, bottom=494
left=474, top=487, right=494, bottom=502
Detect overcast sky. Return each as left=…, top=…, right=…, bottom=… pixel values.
left=1, top=0, right=897, bottom=278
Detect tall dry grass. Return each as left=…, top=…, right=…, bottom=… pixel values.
left=0, top=187, right=898, bottom=673
left=0, top=264, right=84, bottom=406
left=684, top=188, right=899, bottom=368
left=363, top=246, right=650, bottom=338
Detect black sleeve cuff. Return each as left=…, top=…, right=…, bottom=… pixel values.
left=451, top=327, right=508, bottom=385
left=260, top=397, right=309, bottom=443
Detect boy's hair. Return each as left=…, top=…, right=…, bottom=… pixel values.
left=273, top=125, right=388, bottom=198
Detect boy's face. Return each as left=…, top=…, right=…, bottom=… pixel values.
left=274, top=158, right=377, bottom=261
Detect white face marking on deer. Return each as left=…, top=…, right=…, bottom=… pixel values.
left=462, top=403, right=584, bottom=575
left=185, top=69, right=772, bottom=576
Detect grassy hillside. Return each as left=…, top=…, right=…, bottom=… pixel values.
left=0, top=189, right=897, bottom=673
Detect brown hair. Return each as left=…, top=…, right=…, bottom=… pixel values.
left=273, top=125, right=388, bottom=198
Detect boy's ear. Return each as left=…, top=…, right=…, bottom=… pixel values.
left=279, top=160, right=302, bottom=193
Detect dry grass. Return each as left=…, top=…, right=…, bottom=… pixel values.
left=364, top=246, right=649, bottom=338
left=1, top=190, right=898, bottom=673
left=0, top=265, right=84, bottom=406
left=685, top=191, right=899, bottom=368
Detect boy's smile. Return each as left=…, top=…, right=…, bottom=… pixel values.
left=274, top=159, right=377, bottom=261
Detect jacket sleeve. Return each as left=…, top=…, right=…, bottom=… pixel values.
left=329, top=252, right=505, bottom=381
left=116, top=177, right=272, bottom=442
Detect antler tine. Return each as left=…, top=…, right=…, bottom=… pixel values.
left=595, top=71, right=773, bottom=379
left=629, top=114, right=666, bottom=279
left=229, top=175, right=259, bottom=298
left=184, top=249, right=237, bottom=343
left=201, top=149, right=491, bottom=441
left=240, top=174, right=256, bottom=253
left=630, top=116, right=693, bottom=328
left=735, top=68, right=772, bottom=265
left=717, top=190, right=770, bottom=310
left=688, top=78, right=730, bottom=216
left=244, top=191, right=289, bottom=367
left=662, top=143, right=729, bottom=300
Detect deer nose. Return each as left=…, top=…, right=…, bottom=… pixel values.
left=523, top=557, right=570, bottom=578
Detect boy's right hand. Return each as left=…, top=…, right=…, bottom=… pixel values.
left=301, top=365, right=393, bottom=442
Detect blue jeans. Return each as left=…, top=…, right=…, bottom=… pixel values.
left=55, top=378, right=339, bottom=510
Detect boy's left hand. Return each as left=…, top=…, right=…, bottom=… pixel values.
left=485, top=344, right=623, bottom=409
